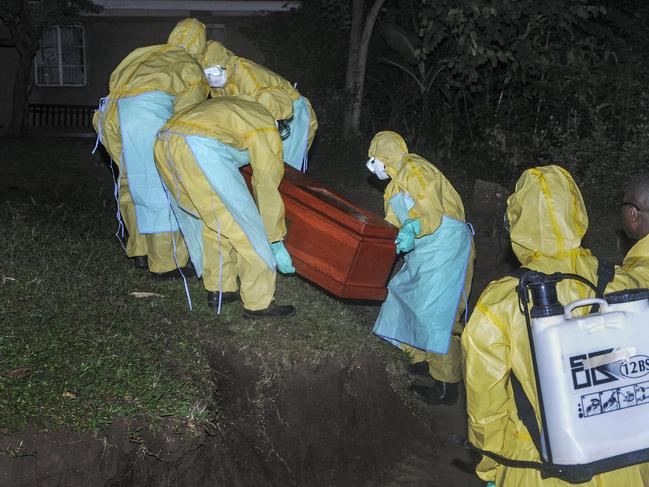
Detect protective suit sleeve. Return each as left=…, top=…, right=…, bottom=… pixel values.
left=408, top=177, right=444, bottom=237
left=462, top=294, right=511, bottom=482
left=616, top=264, right=643, bottom=289
left=399, top=162, right=444, bottom=236
left=384, top=205, right=402, bottom=229
left=619, top=236, right=649, bottom=289
left=248, top=130, right=287, bottom=242
left=173, top=78, right=210, bottom=113
left=383, top=182, right=402, bottom=228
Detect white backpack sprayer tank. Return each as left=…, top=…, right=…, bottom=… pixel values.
left=460, top=269, right=649, bottom=483
left=530, top=284, right=649, bottom=464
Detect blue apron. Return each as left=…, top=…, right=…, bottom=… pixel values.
left=373, top=192, right=472, bottom=354
left=282, top=97, right=310, bottom=172
left=159, top=132, right=276, bottom=278
left=117, top=91, right=178, bottom=233
left=165, top=193, right=205, bottom=275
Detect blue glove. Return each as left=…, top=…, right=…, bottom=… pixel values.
left=270, top=241, right=296, bottom=274
left=395, top=218, right=421, bottom=253
left=485, top=482, right=496, bottom=487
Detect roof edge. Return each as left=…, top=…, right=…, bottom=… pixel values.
left=89, top=0, right=301, bottom=15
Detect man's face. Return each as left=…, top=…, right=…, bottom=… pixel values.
left=621, top=190, right=643, bottom=240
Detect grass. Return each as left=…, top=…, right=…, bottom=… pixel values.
left=0, top=201, right=216, bottom=432
left=0, top=136, right=406, bottom=434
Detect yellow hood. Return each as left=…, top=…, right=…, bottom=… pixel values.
left=167, top=18, right=206, bottom=61
left=201, top=40, right=235, bottom=69
left=507, top=165, right=588, bottom=265
left=368, top=131, right=408, bottom=179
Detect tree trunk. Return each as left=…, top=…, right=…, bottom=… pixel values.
left=3, top=6, right=40, bottom=135
left=342, top=0, right=387, bottom=139
left=343, top=0, right=363, bottom=95
left=341, top=0, right=363, bottom=138
left=9, top=52, right=33, bottom=135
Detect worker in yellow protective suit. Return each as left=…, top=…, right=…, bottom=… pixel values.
left=621, top=173, right=649, bottom=287
left=201, top=40, right=317, bottom=172
left=153, top=91, right=296, bottom=318
left=93, top=18, right=210, bottom=276
left=366, top=131, right=475, bottom=406
left=462, top=165, right=649, bottom=486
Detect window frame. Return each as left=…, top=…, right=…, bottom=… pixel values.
left=34, top=24, right=87, bottom=87
left=205, top=23, right=227, bottom=46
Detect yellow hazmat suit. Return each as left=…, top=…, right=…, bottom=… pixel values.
left=623, top=235, right=649, bottom=287
left=154, top=95, right=289, bottom=310
left=93, top=18, right=209, bottom=273
left=368, top=131, right=474, bottom=383
left=202, top=40, right=318, bottom=149
left=462, top=165, right=649, bottom=486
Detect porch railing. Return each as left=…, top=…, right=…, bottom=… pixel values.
left=28, top=104, right=96, bottom=134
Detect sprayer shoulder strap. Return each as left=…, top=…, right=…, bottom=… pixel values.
left=591, top=258, right=614, bottom=313
left=506, top=258, right=616, bottom=475
left=595, top=258, right=615, bottom=297
left=507, top=259, right=613, bottom=446
left=510, top=373, right=543, bottom=454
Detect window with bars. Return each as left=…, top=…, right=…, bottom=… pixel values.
left=34, top=25, right=86, bottom=87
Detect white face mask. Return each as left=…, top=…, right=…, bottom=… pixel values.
left=204, top=65, right=227, bottom=88
left=366, top=157, right=390, bottom=180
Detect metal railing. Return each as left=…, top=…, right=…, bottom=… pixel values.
left=28, top=103, right=95, bottom=129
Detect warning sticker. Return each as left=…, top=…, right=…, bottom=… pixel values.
left=578, top=380, right=649, bottom=418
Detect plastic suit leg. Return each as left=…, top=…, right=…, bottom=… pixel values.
left=154, top=134, right=276, bottom=310
left=402, top=241, right=474, bottom=383
left=236, top=244, right=277, bottom=311
left=118, top=167, right=148, bottom=259
left=202, top=230, right=238, bottom=293
left=197, top=194, right=276, bottom=310
left=425, top=320, right=463, bottom=383
left=120, top=170, right=188, bottom=273
left=145, top=230, right=189, bottom=273
left=400, top=335, right=462, bottom=383
left=94, top=107, right=148, bottom=260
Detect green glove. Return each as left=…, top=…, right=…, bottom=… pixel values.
left=395, top=218, right=421, bottom=253
left=270, top=241, right=296, bottom=274
left=485, top=482, right=496, bottom=487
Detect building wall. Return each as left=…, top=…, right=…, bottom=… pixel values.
left=0, top=14, right=269, bottom=131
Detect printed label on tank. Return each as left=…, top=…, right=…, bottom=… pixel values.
left=619, top=355, right=649, bottom=379
left=577, top=380, right=649, bottom=418
left=570, top=348, right=618, bottom=390
left=569, top=349, right=649, bottom=390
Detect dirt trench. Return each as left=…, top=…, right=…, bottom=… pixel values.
left=0, top=337, right=480, bottom=487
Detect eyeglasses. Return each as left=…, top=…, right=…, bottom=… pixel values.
left=618, top=202, right=644, bottom=212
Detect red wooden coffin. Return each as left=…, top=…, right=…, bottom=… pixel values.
left=241, top=165, right=397, bottom=300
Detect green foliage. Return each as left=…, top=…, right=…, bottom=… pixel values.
left=541, top=93, right=649, bottom=207
left=371, top=0, right=637, bottom=155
